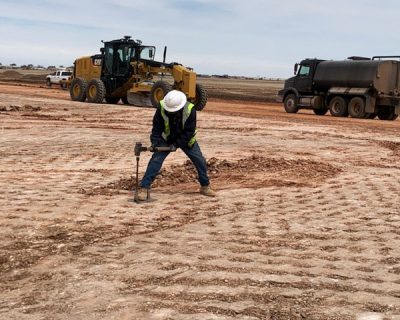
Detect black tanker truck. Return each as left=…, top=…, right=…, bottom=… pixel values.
left=278, top=56, right=400, bottom=120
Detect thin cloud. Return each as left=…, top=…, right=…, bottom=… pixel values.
left=1, top=0, right=400, bottom=77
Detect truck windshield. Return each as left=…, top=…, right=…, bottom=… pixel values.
left=298, top=65, right=310, bottom=76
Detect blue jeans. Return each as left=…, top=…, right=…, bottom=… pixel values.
left=140, top=142, right=210, bottom=188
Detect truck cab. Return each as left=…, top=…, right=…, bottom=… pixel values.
left=280, top=59, right=323, bottom=96
left=278, top=59, right=325, bottom=113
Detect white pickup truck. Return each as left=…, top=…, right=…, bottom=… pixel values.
left=46, top=70, right=72, bottom=88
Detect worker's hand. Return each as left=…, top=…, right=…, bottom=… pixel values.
left=169, top=144, right=177, bottom=152
left=149, top=144, right=157, bottom=152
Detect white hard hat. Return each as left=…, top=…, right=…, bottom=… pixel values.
left=162, top=90, right=187, bottom=112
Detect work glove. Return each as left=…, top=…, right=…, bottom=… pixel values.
left=169, top=144, right=177, bottom=152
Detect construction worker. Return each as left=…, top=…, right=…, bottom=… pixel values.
left=137, top=90, right=216, bottom=200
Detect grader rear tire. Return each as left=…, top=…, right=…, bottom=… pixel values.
left=150, top=81, right=172, bottom=108
left=70, top=78, right=88, bottom=102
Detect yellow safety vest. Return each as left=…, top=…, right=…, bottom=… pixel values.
left=160, top=101, right=197, bottom=147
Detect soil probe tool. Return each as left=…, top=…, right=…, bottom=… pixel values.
left=133, top=142, right=176, bottom=203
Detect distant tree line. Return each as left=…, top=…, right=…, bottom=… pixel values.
left=0, top=63, right=73, bottom=70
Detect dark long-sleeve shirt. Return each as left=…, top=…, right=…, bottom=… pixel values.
left=150, top=105, right=196, bottom=148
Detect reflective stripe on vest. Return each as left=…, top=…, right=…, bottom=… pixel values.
left=160, top=100, right=197, bottom=147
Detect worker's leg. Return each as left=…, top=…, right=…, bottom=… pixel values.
left=140, top=151, right=170, bottom=188
left=181, top=142, right=210, bottom=186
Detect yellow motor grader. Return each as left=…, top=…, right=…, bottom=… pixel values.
left=68, top=36, right=207, bottom=110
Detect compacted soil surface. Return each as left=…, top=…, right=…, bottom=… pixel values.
left=0, top=83, right=399, bottom=320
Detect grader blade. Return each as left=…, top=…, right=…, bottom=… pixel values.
left=127, top=92, right=152, bottom=107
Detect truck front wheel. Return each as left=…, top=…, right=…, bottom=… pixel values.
left=283, top=94, right=299, bottom=113
left=329, top=96, right=348, bottom=117
left=348, top=97, right=366, bottom=118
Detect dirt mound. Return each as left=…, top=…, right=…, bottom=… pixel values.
left=22, top=74, right=46, bottom=81
left=151, top=155, right=340, bottom=188
left=82, top=155, right=341, bottom=196
left=0, top=70, right=23, bottom=79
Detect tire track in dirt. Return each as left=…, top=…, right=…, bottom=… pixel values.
left=1, top=88, right=400, bottom=319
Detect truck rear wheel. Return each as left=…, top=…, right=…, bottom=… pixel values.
left=70, top=78, right=88, bottom=102
left=377, top=107, right=398, bottom=120
left=283, top=94, right=299, bottom=113
left=329, top=96, right=348, bottom=117
left=150, top=81, right=172, bottom=108
left=348, top=97, right=366, bottom=118
left=86, top=79, right=106, bottom=103
left=191, top=84, right=208, bottom=111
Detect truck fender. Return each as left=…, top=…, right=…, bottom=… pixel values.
left=280, top=87, right=299, bottom=101
left=364, top=94, right=376, bottom=114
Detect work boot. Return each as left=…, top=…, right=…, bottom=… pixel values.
left=136, top=187, right=149, bottom=201
left=200, top=185, right=216, bottom=197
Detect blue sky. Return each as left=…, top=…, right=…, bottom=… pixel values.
left=1, top=0, right=400, bottom=77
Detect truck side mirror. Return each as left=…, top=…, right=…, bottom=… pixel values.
left=149, top=49, right=154, bottom=59
left=294, top=63, right=298, bottom=75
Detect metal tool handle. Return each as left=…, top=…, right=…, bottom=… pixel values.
left=134, top=156, right=140, bottom=202
left=152, top=145, right=176, bottom=152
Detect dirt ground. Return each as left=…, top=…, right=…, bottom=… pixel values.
left=0, top=83, right=400, bottom=320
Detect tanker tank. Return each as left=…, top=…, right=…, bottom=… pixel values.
left=313, top=60, right=400, bottom=94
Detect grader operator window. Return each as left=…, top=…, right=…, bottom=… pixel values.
left=104, top=43, right=135, bottom=76
left=104, top=46, right=114, bottom=75
left=115, top=45, right=134, bottom=76
left=140, top=47, right=156, bottom=60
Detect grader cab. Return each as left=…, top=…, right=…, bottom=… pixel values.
left=69, top=36, right=207, bottom=110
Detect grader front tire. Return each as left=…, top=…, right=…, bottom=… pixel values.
left=191, top=84, right=208, bottom=111
left=150, top=81, right=172, bottom=108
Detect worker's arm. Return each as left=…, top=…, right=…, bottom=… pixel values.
left=176, top=108, right=196, bottom=148
left=150, top=107, right=165, bottom=146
